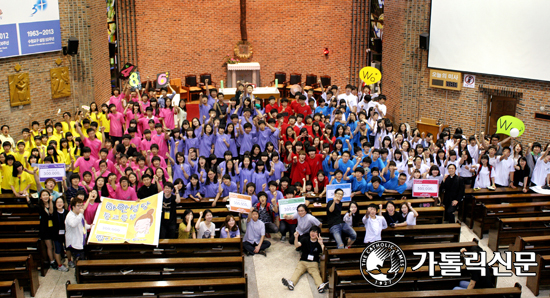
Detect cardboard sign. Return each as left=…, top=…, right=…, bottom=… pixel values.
left=326, top=183, right=352, bottom=202
left=412, top=179, right=439, bottom=197
left=33, top=163, right=66, bottom=182
left=359, top=67, right=382, bottom=84
left=278, top=197, right=306, bottom=220
left=229, top=192, right=252, bottom=214
left=120, top=63, right=136, bottom=79
left=129, top=71, right=142, bottom=90
left=156, top=72, right=170, bottom=89
left=496, top=115, right=525, bottom=137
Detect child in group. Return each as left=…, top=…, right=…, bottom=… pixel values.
left=178, top=209, right=196, bottom=239
left=26, top=191, right=56, bottom=269
left=220, top=215, right=241, bottom=238
left=65, top=197, right=90, bottom=264
left=52, top=196, right=70, bottom=271
left=195, top=209, right=216, bottom=239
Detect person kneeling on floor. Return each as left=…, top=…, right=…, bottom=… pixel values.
left=243, top=208, right=271, bottom=256
left=282, top=226, right=329, bottom=293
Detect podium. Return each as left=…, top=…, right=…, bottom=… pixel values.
left=416, top=117, right=448, bottom=138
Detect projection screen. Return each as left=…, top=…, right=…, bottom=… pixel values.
left=428, top=0, right=550, bottom=82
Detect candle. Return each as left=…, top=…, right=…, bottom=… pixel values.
left=275, top=79, right=278, bottom=88
left=221, top=80, right=224, bottom=89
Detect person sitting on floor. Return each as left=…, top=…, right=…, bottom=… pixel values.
left=242, top=208, right=271, bottom=256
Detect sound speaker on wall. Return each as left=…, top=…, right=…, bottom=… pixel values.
left=63, top=37, right=79, bottom=56
left=419, top=33, right=429, bottom=50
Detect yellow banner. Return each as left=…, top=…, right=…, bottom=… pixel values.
left=88, top=193, right=163, bottom=246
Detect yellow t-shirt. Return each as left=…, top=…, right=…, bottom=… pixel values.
left=13, top=151, right=29, bottom=165
left=10, top=172, right=34, bottom=193
left=1, top=164, right=13, bottom=190
left=178, top=222, right=195, bottom=239
left=98, top=113, right=110, bottom=133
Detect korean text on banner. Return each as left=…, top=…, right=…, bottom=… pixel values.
left=412, top=179, right=439, bottom=197
left=229, top=192, right=252, bottom=214
left=88, top=193, right=163, bottom=246
left=33, top=163, right=65, bottom=182
left=326, top=183, right=352, bottom=202
left=278, top=197, right=306, bottom=220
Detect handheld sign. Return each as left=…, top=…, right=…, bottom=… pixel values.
left=326, top=183, right=352, bottom=202
left=156, top=72, right=170, bottom=89
left=229, top=193, right=252, bottom=214
left=120, top=63, right=136, bottom=79
left=33, top=163, right=66, bottom=182
left=278, top=197, right=306, bottom=220
left=129, top=71, right=142, bottom=90
left=496, top=115, right=525, bottom=138
left=412, top=179, right=439, bottom=197
left=359, top=67, right=382, bottom=84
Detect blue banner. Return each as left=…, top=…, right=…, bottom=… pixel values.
left=326, top=183, right=352, bottom=202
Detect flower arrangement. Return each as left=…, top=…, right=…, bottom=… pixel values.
left=223, top=54, right=239, bottom=65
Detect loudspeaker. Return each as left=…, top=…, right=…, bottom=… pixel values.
left=419, top=33, right=429, bottom=50
left=373, top=38, right=382, bottom=53
left=63, top=37, right=79, bottom=56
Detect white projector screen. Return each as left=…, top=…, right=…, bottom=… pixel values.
left=428, top=0, right=550, bottom=82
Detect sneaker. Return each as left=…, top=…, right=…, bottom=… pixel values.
left=280, top=236, right=287, bottom=242
left=282, top=278, right=294, bottom=290
left=68, top=261, right=75, bottom=268
left=258, top=250, right=267, bottom=257
left=50, top=262, right=58, bottom=270
left=58, top=265, right=69, bottom=272
left=265, top=233, right=271, bottom=238
left=318, top=281, right=329, bottom=293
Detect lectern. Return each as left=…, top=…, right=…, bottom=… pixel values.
left=416, top=117, right=448, bottom=138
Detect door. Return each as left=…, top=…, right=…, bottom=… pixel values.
left=486, top=95, right=517, bottom=136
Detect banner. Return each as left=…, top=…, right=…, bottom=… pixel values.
left=278, top=197, right=305, bottom=220
left=229, top=192, right=252, bottom=214
left=326, top=183, right=352, bottom=202
left=0, top=0, right=62, bottom=58
left=156, top=72, right=170, bottom=89
left=33, top=163, right=65, bottom=182
left=88, top=193, right=163, bottom=246
left=412, top=179, right=439, bottom=197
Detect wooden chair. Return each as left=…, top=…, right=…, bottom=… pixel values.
left=185, top=75, right=202, bottom=102
left=0, top=255, right=39, bottom=297
left=488, top=216, right=550, bottom=251
left=316, top=75, right=331, bottom=95
left=0, top=279, right=24, bottom=298
left=169, top=78, right=188, bottom=103
left=199, top=73, right=216, bottom=93
left=286, top=73, right=302, bottom=96
left=274, top=72, right=287, bottom=97
left=303, top=74, right=318, bottom=91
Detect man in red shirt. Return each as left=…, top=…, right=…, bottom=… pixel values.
left=280, top=98, right=293, bottom=123
left=294, top=95, right=312, bottom=117
left=281, top=116, right=301, bottom=138
left=265, top=96, right=281, bottom=119
left=290, top=151, right=311, bottom=185
left=306, top=146, right=325, bottom=177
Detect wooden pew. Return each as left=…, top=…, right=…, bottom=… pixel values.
left=312, top=206, right=444, bottom=226
left=66, top=277, right=248, bottom=297
left=0, top=256, right=38, bottom=297
left=509, top=235, right=550, bottom=255
left=526, top=254, right=550, bottom=296
left=0, top=204, right=38, bottom=221
left=332, top=266, right=470, bottom=298
left=307, top=198, right=436, bottom=212
left=341, top=283, right=522, bottom=298
left=488, top=216, right=550, bottom=251
left=0, top=238, right=46, bottom=276
left=473, top=201, right=550, bottom=238
left=321, top=240, right=479, bottom=282
left=0, top=221, right=40, bottom=238
left=464, top=192, right=548, bottom=229
left=76, top=256, right=244, bottom=283
left=86, top=238, right=243, bottom=260
left=0, top=194, right=26, bottom=204
left=321, top=223, right=461, bottom=249
left=0, top=279, right=24, bottom=298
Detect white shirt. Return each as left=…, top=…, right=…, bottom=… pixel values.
left=403, top=212, right=416, bottom=226
left=65, top=211, right=90, bottom=250
left=362, top=215, right=387, bottom=243
left=467, top=144, right=479, bottom=163
left=338, top=93, right=358, bottom=110
left=474, top=166, right=495, bottom=189
left=376, top=103, right=387, bottom=117
left=532, top=157, right=550, bottom=186
left=494, top=156, right=515, bottom=186
left=458, top=158, right=476, bottom=177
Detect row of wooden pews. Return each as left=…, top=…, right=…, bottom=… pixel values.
left=341, top=283, right=523, bottom=298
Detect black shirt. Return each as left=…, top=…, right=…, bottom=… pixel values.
left=162, top=194, right=177, bottom=224
left=300, top=239, right=322, bottom=262
left=441, top=174, right=465, bottom=206
left=52, top=209, right=68, bottom=242
left=470, top=266, right=494, bottom=288
left=326, top=200, right=344, bottom=228
left=383, top=211, right=405, bottom=226
left=137, top=184, right=158, bottom=200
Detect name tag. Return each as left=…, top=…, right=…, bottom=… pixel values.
left=48, top=220, right=53, bottom=227
left=59, top=230, right=65, bottom=235
left=518, top=182, right=524, bottom=186
left=307, top=254, right=314, bottom=261
left=164, top=212, right=170, bottom=220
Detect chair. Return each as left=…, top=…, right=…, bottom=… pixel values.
left=314, top=75, right=331, bottom=97
left=303, top=74, right=318, bottom=91
left=185, top=75, right=202, bottom=102
left=170, top=78, right=188, bottom=102
left=274, top=72, right=287, bottom=97
left=286, top=73, right=302, bottom=96
left=199, top=73, right=216, bottom=93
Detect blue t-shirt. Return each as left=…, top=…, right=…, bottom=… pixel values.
left=350, top=176, right=368, bottom=193
left=383, top=176, right=407, bottom=194
left=365, top=183, right=385, bottom=197
left=338, top=159, right=356, bottom=177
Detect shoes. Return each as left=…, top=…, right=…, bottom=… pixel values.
left=318, top=281, right=329, bottom=293
left=265, top=233, right=271, bottom=238
left=68, top=261, right=75, bottom=268
left=282, top=278, right=294, bottom=290
left=258, top=250, right=267, bottom=257
left=50, top=261, right=58, bottom=270
left=58, top=265, right=69, bottom=272
left=280, top=236, right=286, bottom=242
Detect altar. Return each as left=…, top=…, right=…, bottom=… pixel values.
left=226, top=62, right=261, bottom=88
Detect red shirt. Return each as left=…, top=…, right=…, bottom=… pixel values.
left=281, top=123, right=301, bottom=138
left=306, top=154, right=324, bottom=178
left=281, top=106, right=293, bottom=123
left=294, top=104, right=312, bottom=118
left=290, top=159, right=311, bottom=185
left=313, top=176, right=329, bottom=193
left=265, top=103, right=281, bottom=117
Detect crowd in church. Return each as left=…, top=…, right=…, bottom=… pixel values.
left=0, top=78, right=548, bottom=293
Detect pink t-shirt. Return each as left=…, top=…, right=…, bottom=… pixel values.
left=95, top=170, right=111, bottom=178
left=109, top=94, right=125, bottom=113
left=152, top=133, right=168, bottom=158
left=160, top=108, right=176, bottom=130
left=94, top=158, right=116, bottom=174
left=140, top=138, right=154, bottom=152
left=75, top=157, right=98, bottom=180
left=115, top=186, right=138, bottom=201
left=107, top=112, right=125, bottom=137
left=84, top=202, right=100, bottom=226
left=82, top=137, right=102, bottom=159
left=78, top=180, right=95, bottom=194
left=138, top=116, right=157, bottom=136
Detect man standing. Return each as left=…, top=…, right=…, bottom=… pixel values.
left=441, top=164, right=465, bottom=223
left=494, top=147, right=515, bottom=187
left=0, top=125, right=15, bottom=149
left=337, top=85, right=358, bottom=113
left=281, top=226, right=329, bottom=293
left=242, top=209, right=271, bottom=256
left=327, top=188, right=356, bottom=249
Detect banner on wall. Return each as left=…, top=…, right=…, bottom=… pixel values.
left=0, top=0, right=62, bottom=58
left=88, top=193, right=163, bottom=246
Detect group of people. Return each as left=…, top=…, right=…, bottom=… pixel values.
left=0, top=78, right=547, bottom=292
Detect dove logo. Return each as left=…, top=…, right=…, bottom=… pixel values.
left=360, top=241, right=407, bottom=287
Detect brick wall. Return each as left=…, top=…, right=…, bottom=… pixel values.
left=0, top=0, right=110, bottom=140
left=382, top=0, right=550, bottom=145
left=132, top=0, right=353, bottom=88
